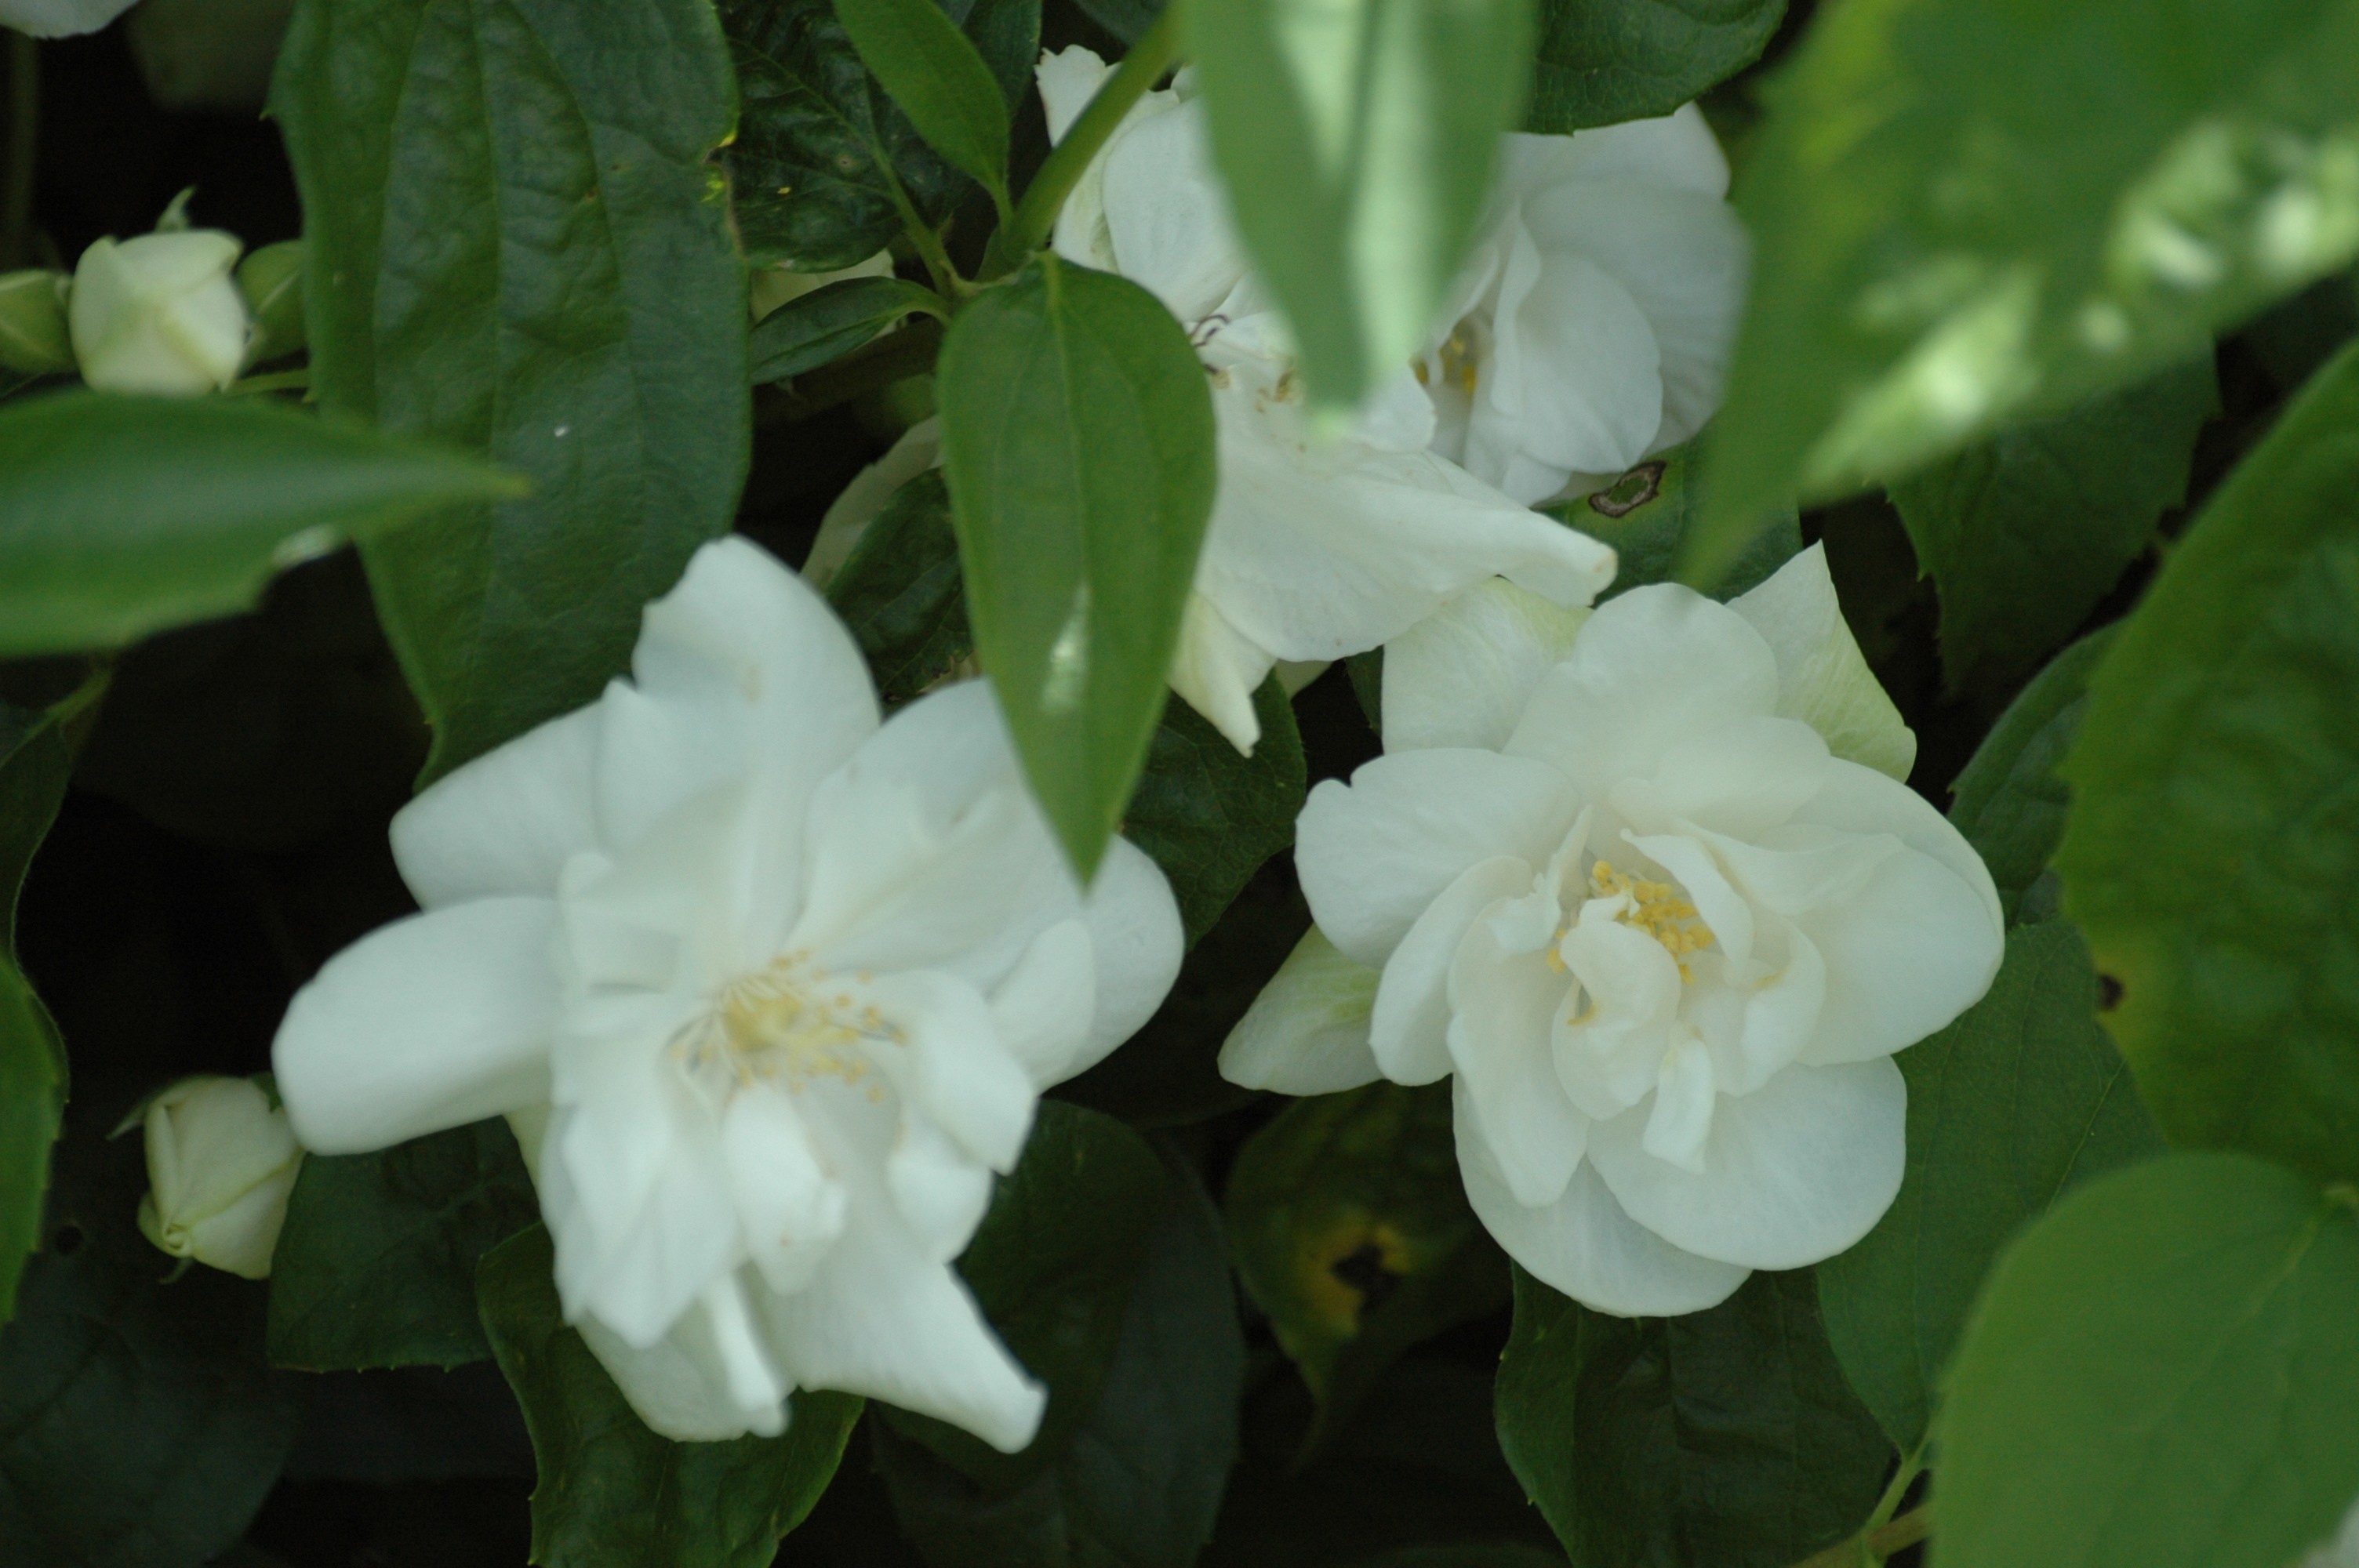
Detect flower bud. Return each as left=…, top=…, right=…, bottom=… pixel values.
left=69, top=228, right=251, bottom=395
left=237, top=240, right=306, bottom=364
left=135, top=1075, right=303, bottom=1279
left=0, top=270, right=74, bottom=376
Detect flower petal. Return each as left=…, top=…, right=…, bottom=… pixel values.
left=1075, top=837, right=1186, bottom=1074
left=273, top=897, right=558, bottom=1154
left=802, top=418, right=942, bottom=590
left=1554, top=896, right=1685, bottom=1121
left=1475, top=247, right=1664, bottom=480
left=722, top=1084, right=849, bottom=1298
left=1447, top=915, right=1590, bottom=1207
left=1726, top=545, right=1917, bottom=781
left=1613, top=713, right=1831, bottom=842
left=1168, top=592, right=1278, bottom=754
left=391, top=704, right=602, bottom=909
left=1784, top=756, right=2004, bottom=938
left=1456, top=1086, right=1747, bottom=1317
left=1373, top=855, right=1532, bottom=1084
left=885, top=1114, right=997, bottom=1263
left=1381, top=578, right=1592, bottom=754
left=1506, top=584, right=1779, bottom=799
left=1296, top=748, right=1579, bottom=968
left=1034, top=45, right=1112, bottom=143
left=1500, top=107, right=1729, bottom=203
left=548, top=1088, right=742, bottom=1348
left=1100, top=102, right=1249, bottom=325
left=867, top=969, right=1038, bottom=1174
left=576, top=1279, right=791, bottom=1443
left=1217, top=927, right=1383, bottom=1095
left=1794, top=840, right=2005, bottom=1067
left=987, top=918, right=1097, bottom=1087
left=1588, top=1058, right=1907, bottom=1270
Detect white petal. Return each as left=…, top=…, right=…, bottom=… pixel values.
left=1794, top=841, right=2005, bottom=1067
left=801, top=419, right=942, bottom=590
left=1588, top=1058, right=1906, bottom=1270
left=1217, top=927, right=1383, bottom=1095
left=1784, top=757, right=2005, bottom=938
left=1168, top=592, right=1277, bottom=754
left=1715, top=920, right=1826, bottom=1095
left=551, top=1090, right=743, bottom=1348
left=1612, top=713, right=1831, bottom=842
left=1074, top=837, right=1185, bottom=1074
left=1514, top=106, right=1729, bottom=200
left=392, top=705, right=602, bottom=909
left=722, top=1085, right=849, bottom=1298
left=1372, top=855, right=1532, bottom=1085
left=1727, top=545, right=1917, bottom=781
left=1381, top=579, right=1592, bottom=754
left=1506, top=585, right=1779, bottom=798
left=1641, top=1034, right=1717, bottom=1173
left=576, top=1281, right=791, bottom=1443
left=1446, top=916, right=1590, bottom=1207
left=1477, top=248, right=1664, bottom=476
left=1296, top=749, right=1579, bottom=967
left=885, top=1114, right=998, bottom=1262
left=1554, top=898, right=1685, bottom=1121
left=762, top=1203, right=1046, bottom=1454
left=1693, top=824, right=1902, bottom=919
left=272, top=898, right=558, bottom=1154
left=1456, top=1085, right=1746, bottom=1316
left=1100, top=102, right=1249, bottom=325
left=1034, top=45, right=1112, bottom=143
left=867, top=969, right=1038, bottom=1174
left=1620, top=829, right=1754, bottom=971
left=987, top=919, right=1097, bottom=1087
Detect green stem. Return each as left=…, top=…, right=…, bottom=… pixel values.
left=224, top=368, right=313, bottom=397
left=754, top=314, right=943, bottom=426
left=3, top=35, right=37, bottom=270
left=1866, top=1443, right=1926, bottom=1537
left=1867, top=1503, right=1932, bottom=1560
left=878, top=157, right=963, bottom=296
left=986, top=1, right=1183, bottom=278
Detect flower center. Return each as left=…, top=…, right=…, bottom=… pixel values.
left=1413, top=321, right=1482, bottom=394
left=1551, top=859, right=1715, bottom=982
left=671, top=952, right=899, bottom=1101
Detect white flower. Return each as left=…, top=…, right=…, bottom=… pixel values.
left=271, top=537, right=1185, bottom=1450
left=69, top=227, right=250, bottom=395
left=1223, top=547, right=2003, bottom=1316
left=1034, top=47, right=1619, bottom=756
left=1421, top=112, right=1750, bottom=506
left=134, top=1075, right=304, bottom=1280
left=0, top=0, right=137, bottom=38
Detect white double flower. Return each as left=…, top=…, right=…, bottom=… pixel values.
left=273, top=537, right=1184, bottom=1449
left=1226, top=549, right=2003, bottom=1315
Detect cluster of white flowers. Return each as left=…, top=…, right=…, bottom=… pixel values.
left=250, top=45, right=2005, bottom=1457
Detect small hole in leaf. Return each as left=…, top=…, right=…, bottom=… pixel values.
left=1329, top=1242, right=1401, bottom=1315
left=2099, top=975, right=2125, bottom=1011
left=1587, top=461, right=1666, bottom=518
left=49, top=1222, right=85, bottom=1257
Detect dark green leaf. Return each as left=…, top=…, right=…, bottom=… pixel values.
left=0, top=1127, right=304, bottom=1566
left=1543, top=445, right=1801, bottom=603
left=885, top=1101, right=1167, bottom=1492
left=936, top=255, right=1216, bottom=877
left=1496, top=1266, right=1889, bottom=1568
left=477, top=1223, right=863, bottom=1568
left=1073, top=0, right=1160, bottom=45
left=1702, top=0, right=2359, bottom=567
left=751, top=276, right=948, bottom=383
left=1946, top=628, right=2112, bottom=924
left=1525, top=0, right=1785, bottom=134
left=2057, top=339, right=2359, bottom=1184
left=1816, top=922, right=2164, bottom=1454
left=0, top=691, right=76, bottom=1323
left=1939, top=1153, right=2359, bottom=1568
left=722, top=0, right=1040, bottom=270
left=875, top=1152, right=1244, bottom=1568
left=1188, top=0, right=1536, bottom=411
left=1225, top=1081, right=1507, bottom=1456
left=1123, top=675, right=1306, bottom=945
left=1891, top=357, right=2216, bottom=693
left=831, top=0, right=1011, bottom=206
left=268, top=1119, right=540, bottom=1373
left=827, top=468, right=974, bottom=704
left=0, top=392, right=518, bottom=659
left=274, top=0, right=749, bottom=779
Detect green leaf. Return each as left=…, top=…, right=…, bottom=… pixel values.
left=936, top=255, right=1216, bottom=877
left=0, top=392, right=519, bottom=659
left=1072, top=0, right=1160, bottom=45
left=751, top=276, right=948, bottom=383
left=274, top=0, right=750, bottom=779
left=831, top=0, right=1011, bottom=210
left=1891, top=357, right=2217, bottom=693
left=826, top=468, right=975, bottom=705
left=1543, top=445, right=1801, bottom=604
left=1225, top=1081, right=1507, bottom=1455
left=1946, top=628, right=2111, bottom=924
left=1187, top=0, right=1536, bottom=412
left=723, top=0, right=1040, bottom=270
left=1496, top=1266, right=1889, bottom=1568
left=267, top=1120, right=540, bottom=1373
left=1816, top=921, right=2164, bottom=1454
left=1939, top=1152, right=2359, bottom=1568
left=885, top=1101, right=1168, bottom=1492
left=1122, top=675, right=1307, bottom=946
left=1525, top=0, right=1786, bottom=134
left=2056, top=339, right=2359, bottom=1184
left=0, top=694, right=77, bottom=1323
left=1701, top=0, right=2359, bottom=566
left=874, top=1152, right=1244, bottom=1568
left=0, top=1127, right=304, bottom=1566
left=477, top=1223, right=863, bottom=1568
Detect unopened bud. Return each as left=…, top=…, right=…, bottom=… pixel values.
left=0, top=270, right=73, bottom=376
left=69, top=228, right=250, bottom=395
left=135, top=1075, right=303, bottom=1279
left=237, top=240, right=305, bottom=364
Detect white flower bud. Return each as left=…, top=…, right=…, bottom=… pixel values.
left=69, top=228, right=251, bottom=395
left=237, top=239, right=306, bottom=364
left=135, top=1075, right=304, bottom=1279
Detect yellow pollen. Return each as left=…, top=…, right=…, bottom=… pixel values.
left=671, top=953, right=900, bottom=1095
left=1587, top=860, right=1714, bottom=983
